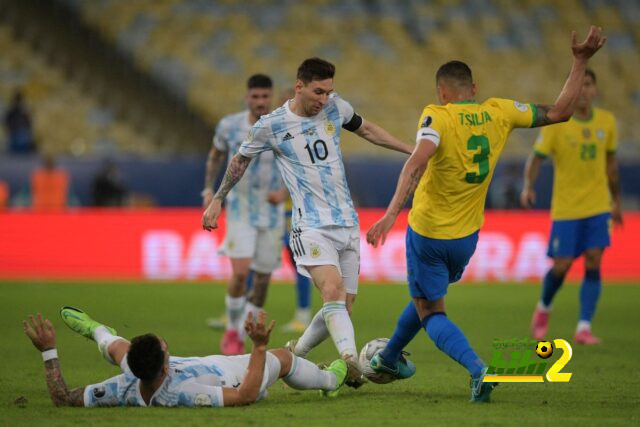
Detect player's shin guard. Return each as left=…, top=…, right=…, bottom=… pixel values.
left=579, top=269, right=602, bottom=324
left=540, top=268, right=566, bottom=309
left=423, top=313, right=485, bottom=378
left=294, top=309, right=330, bottom=357
left=225, top=294, right=246, bottom=332
left=380, top=301, right=422, bottom=363
left=322, top=301, right=358, bottom=360
left=283, top=355, right=338, bottom=391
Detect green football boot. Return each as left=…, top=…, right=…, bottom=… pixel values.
left=470, top=367, right=499, bottom=403
left=320, top=359, right=348, bottom=398
left=59, top=306, right=116, bottom=340
left=370, top=352, right=416, bottom=380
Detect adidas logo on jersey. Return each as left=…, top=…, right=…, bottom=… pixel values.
left=283, top=132, right=294, bottom=141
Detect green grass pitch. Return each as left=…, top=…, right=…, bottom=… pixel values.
left=2, top=281, right=639, bottom=426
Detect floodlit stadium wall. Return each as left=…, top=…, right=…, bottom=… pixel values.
left=1, top=209, right=638, bottom=282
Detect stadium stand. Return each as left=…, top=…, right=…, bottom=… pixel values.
left=0, top=23, right=151, bottom=155
left=62, top=0, right=639, bottom=158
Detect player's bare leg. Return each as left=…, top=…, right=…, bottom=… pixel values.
left=531, top=257, right=573, bottom=340
left=296, top=265, right=362, bottom=387
left=245, top=271, right=270, bottom=321
left=575, top=248, right=604, bottom=344
left=219, top=257, right=251, bottom=355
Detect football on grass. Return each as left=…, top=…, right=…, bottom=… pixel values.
left=359, top=338, right=397, bottom=384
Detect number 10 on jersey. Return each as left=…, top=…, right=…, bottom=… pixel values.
left=304, top=139, right=329, bottom=164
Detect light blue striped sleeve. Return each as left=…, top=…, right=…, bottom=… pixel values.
left=239, top=118, right=272, bottom=158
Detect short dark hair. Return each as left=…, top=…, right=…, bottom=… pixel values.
left=436, top=60, right=473, bottom=86
left=247, top=74, right=273, bottom=89
left=297, top=57, right=335, bottom=83
left=585, top=68, right=596, bottom=84
left=127, top=334, right=165, bottom=381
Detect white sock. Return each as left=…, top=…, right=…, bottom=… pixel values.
left=239, top=301, right=260, bottom=340
left=321, top=301, right=357, bottom=360
left=226, top=295, right=246, bottom=332
left=294, top=309, right=330, bottom=357
left=93, top=326, right=123, bottom=365
left=283, top=354, right=337, bottom=391
left=577, top=320, right=591, bottom=332
left=538, top=301, right=551, bottom=312
left=295, top=308, right=311, bottom=325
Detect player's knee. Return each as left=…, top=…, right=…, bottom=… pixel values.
left=321, top=281, right=345, bottom=301
left=269, top=348, right=292, bottom=377
left=552, top=259, right=572, bottom=276
left=584, top=251, right=603, bottom=270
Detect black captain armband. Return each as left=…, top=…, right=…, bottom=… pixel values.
left=342, top=113, right=363, bottom=132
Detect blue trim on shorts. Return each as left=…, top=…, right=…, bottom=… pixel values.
left=547, top=212, right=611, bottom=258
left=406, top=226, right=478, bottom=301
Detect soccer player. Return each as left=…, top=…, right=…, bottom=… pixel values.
left=522, top=68, right=621, bottom=345
left=201, top=74, right=286, bottom=355
left=366, top=27, right=605, bottom=402
left=202, top=57, right=413, bottom=386
left=22, top=307, right=348, bottom=407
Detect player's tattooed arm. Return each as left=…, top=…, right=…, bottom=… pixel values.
left=367, top=139, right=437, bottom=247
left=23, top=314, right=85, bottom=407
left=44, top=359, right=85, bottom=407
left=531, top=105, right=554, bottom=128
left=213, top=154, right=252, bottom=201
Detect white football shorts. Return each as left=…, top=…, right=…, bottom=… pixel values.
left=219, top=220, right=284, bottom=274
left=289, top=225, right=360, bottom=295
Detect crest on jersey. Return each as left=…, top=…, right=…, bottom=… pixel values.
left=582, top=128, right=591, bottom=139
left=325, top=121, right=336, bottom=136
left=596, top=129, right=605, bottom=140
left=310, top=243, right=321, bottom=259
left=194, top=393, right=213, bottom=406
left=421, top=116, right=433, bottom=128
left=514, top=101, right=529, bottom=112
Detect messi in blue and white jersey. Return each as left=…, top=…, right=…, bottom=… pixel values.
left=203, top=58, right=413, bottom=384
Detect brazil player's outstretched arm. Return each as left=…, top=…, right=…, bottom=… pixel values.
left=201, top=147, right=227, bottom=208
left=220, top=312, right=275, bottom=406
left=202, top=153, right=252, bottom=231
left=531, top=26, right=606, bottom=127
left=607, top=153, right=623, bottom=225
left=354, top=120, right=414, bottom=155
left=367, top=139, right=438, bottom=247
left=23, top=314, right=85, bottom=407
left=520, top=153, right=544, bottom=208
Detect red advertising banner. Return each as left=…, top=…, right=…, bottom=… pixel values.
left=0, top=209, right=637, bottom=282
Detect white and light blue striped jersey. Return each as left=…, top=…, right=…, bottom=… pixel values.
left=238, top=94, right=361, bottom=229
left=214, top=110, right=284, bottom=229
left=83, top=355, right=266, bottom=408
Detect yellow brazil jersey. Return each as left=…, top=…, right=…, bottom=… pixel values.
left=533, top=107, right=616, bottom=220
left=409, top=98, right=535, bottom=239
